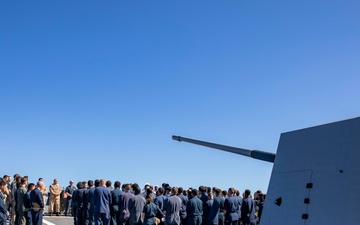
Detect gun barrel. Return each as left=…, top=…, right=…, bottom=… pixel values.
left=172, top=135, right=275, bottom=163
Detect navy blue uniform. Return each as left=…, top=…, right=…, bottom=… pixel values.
left=30, top=188, right=44, bottom=225
left=186, top=197, right=202, bottom=225
left=119, top=192, right=134, bottom=225
left=223, top=197, right=239, bottom=225
left=128, top=195, right=146, bottom=225
left=94, top=186, right=112, bottom=225
left=177, top=194, right=188, bottom=224
left=111, top=188, right=122, bottom=225
left=142, top=202, right=157, bottom=225
left=24, top=191, right=32, bottom=225
left=88, top=187, right=96, bottom=225
left=214, top=196, right=224, bottom=225
left=74, top=188, right=88, bottom=225
left=204, top=199, right=219, bottom=225
left=240, top=198, right=255, bottom=225
left=154, top=195, right=166, bottom=220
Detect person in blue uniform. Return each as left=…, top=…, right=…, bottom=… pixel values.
left=88, top=180, right=98, bottom=225
left=0, top=181, right=10, bottom=225
left=223, top=188, right=239, bottom=225
left=74, top=182, right=87, bottom=225
left=119, top=184, right=134, bottom=225
left=141, top=190, right=158, bottom=225
left=177, top=187, right=188, bottom=225
left=111, top=181, right=123, bottom=225
left=65, top=180, right=76, bottom=217
left=203, top=193, right=219, bottom=225
left=186, top=189, right=202, bottom=225
left=213, top=189, right=224, bottom=225
left=234, top=190, right=242, bottom=225
left=24, top=183, right=35, bottom=225
left=163, top=187, right=182, bottom=225
left=240, top=190, right=255, bottom=225
left=94, top=179, right=112, bottom=225
left=154, top=187, right=166, bottom=225
left=30, top=181, right=45, bottom=225
left=128, top=185, right=146, bottom=225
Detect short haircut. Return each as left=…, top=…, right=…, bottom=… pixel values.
left=88, top=180, right=94, bottom=187
left=178, top=187, right=183, bottom=194
left=133, top=185, right=141, bottom=195
left=21, top=177, right=27, bottom=184
left=114, top=181, right=121, bottom=188
left=28, top=183, right=35, bottom=190
left=171, top=187, right=178, bottom=195
left=191, top=189, right=198, bottom=197
left=158, top=187, right=164, bottom=194
left=124, top=184, right=131, bottom=192
left=215, top=188, right=222, bottom=195
left=94, top=179, right=100, bottom=187
left=106, top=180, right=112, bottom=187
left=0, top=181, right=6, bottom=187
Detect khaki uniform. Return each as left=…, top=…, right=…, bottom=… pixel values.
left=49, top=184, right=61, bottom=214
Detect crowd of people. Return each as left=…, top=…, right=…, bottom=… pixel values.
left=0, top=174, right=266, bottom=225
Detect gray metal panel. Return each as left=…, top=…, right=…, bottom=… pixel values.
left=262, top=117, right=360, bottom=224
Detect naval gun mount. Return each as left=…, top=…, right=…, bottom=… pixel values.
left=172, top=135, right=276, bottom=163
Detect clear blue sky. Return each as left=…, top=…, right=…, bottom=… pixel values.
left=1, top=0, right=359, bottom=193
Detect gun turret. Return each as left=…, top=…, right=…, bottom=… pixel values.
left=172, top=135, right=276, bottom=163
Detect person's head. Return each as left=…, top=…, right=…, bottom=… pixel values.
left=88, top=180, right=94, bottom=187
left=21, top=177, right=27, bottom=186
left=53, top=178, right=58, bottom=184
left=16, top=176, right=21, bottom=184
left=94, top=179, right=100, bottom=188
left=254, top=190, right=262, bottom=200
left=165, top=186, right=171, bottom=194
left=114, top=181, right=121, bottom=189
left=178, top=187, right=184, bottom=195
left=106, top=180, right=112, bottom=188
left=236, top=189, right=240, bottom=196
left=215, top=188, right=222, bottom=197
left=144, top=183, right=150, bottom=189
left=38, top=178, right=43, bottom=182
left=77, top=182, right=83, bottom=189
left=146, top=188, right=153, bottom=197
left=222, top=190, right=228, bottom=197
left=100, top=178, right=106, bottom=187
left=82, top=181, right=87, bottom=188
left=244, top=189, right=251, bottom=198
left=171, top=187, right=178, bottom=195
left=133, top=185, right=141, bottom=195
left=191, top=189, right=198, bottom=198
left=14, top=174, right=20, bottom=180
left=70, top=180, right=74, bottom=186
left=208, top=192, right=214, bottom=200
left=157, top=187, right=164, bottom=195
left=3, top=175, right=10, bottom=183
left=198, top=186, right=205, bottom=193
left=28, top=183, right=35, bottom=191
left=228, top=188, right=236, bottom=196
left=37, top=181, right=44, bottom=189
left=0, top=180, right=6, bottom=191
left=124, top=184, right=131, bottom=192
